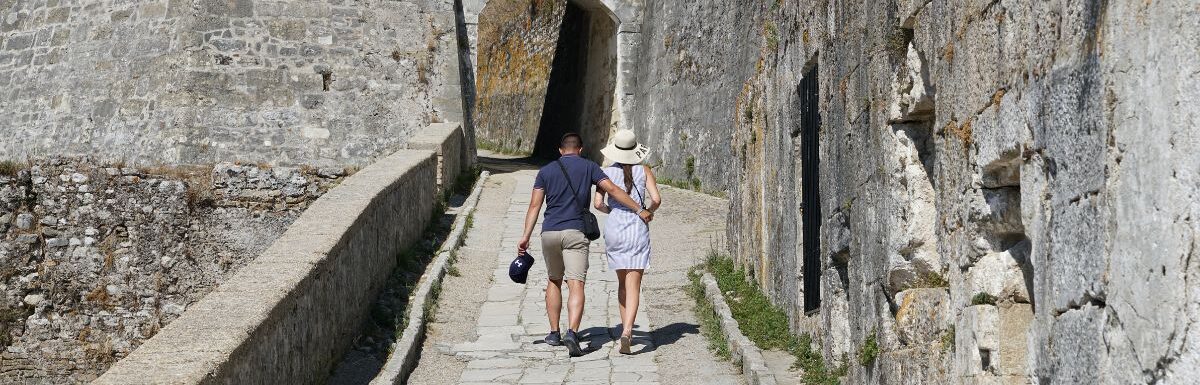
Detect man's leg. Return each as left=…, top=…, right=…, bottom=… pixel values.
left=559, top=231, right=590, bottom=356
left=545, top=278, right=563, bottom=332
left=561, top=231, right=590, bottom=331
left=566, top=279, right=586, bottom=331
left=541, top=231, right=567, bottom=334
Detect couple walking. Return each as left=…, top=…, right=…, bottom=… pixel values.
left=516, top=129, right=661, bottom=357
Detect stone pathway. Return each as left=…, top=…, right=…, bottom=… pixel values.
left=408, top=154, right=744, bottom=385
left=450, top=172, right=658, bottom=384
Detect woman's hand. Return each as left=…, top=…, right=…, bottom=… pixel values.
left=593, top=190, right=612, bottom=214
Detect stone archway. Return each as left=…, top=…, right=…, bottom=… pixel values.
left=472, top=0, right=641, bottom=161
left=532, top=0, right=620, bottom=160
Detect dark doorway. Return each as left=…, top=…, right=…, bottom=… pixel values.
left=533, top=1, right=617, bottom=161
left=800, top=65, right=822, bottom=313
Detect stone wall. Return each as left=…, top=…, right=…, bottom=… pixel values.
left=474, top=0, right=568, bottom=154
left=618, top=0, right=1199, bottom=384
left=0, top=159, right=346, bottom=382
left=628, top=0, right=760, bottom=194
left=94, top=149, right=442, bottom=384
left=0, top=0, right=462, bottom=167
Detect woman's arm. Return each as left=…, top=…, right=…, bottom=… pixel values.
left=645, top=165, right=662, bottom=212
left=593, top=189, right=611, bottom=214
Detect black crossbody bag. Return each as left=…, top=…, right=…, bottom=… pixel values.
left=556, top=160, right=601, bottom=241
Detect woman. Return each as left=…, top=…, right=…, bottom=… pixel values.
left=593, top=129, right=661, bottom=354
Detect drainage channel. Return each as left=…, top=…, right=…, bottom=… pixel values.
left=327, top=171, right=490, bottom=385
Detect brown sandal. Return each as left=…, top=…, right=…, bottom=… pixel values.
left=619, top=334, right=633, bottom=354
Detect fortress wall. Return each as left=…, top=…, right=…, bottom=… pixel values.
left=627, top=0, right=1200, bottom=383
left=94, top=148, right=440, bottom=384
left=0, top=0, right=461, bottom=167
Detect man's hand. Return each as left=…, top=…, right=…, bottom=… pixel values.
left=518, top=236, right=530, bottom=255
left=638, top=210, right=654, bottom=224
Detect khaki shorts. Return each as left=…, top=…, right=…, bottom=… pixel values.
left=541, top=230, right=590, bottom=282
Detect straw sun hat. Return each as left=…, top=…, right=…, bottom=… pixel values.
left=601, top=129, right=650, bottom=165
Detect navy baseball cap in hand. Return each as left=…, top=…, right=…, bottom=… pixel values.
left=509, top=251, right=534, bottom=284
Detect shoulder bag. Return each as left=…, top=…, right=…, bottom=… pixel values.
left=556, top=160, right=601, bottom=241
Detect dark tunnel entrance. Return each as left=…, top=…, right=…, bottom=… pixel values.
left=533, top=0, right=618, bottom=161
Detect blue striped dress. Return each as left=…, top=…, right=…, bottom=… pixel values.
left=603, top=165, right=652, bottom=270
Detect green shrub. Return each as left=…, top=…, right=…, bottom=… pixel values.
left=971, top=292, right=997, bottom=306
left=858, top=329, right=879, bottom=367
left=0, top=160, right=22, bottom=177
left=698, top=252, right=846, bottom=384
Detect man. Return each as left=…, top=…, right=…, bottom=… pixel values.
left=517, top=133, right=652, bottom=357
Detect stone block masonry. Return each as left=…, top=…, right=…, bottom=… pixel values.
left=0, top=0, right=463, bottom=167
left=94, top=149, right=439, bottom=384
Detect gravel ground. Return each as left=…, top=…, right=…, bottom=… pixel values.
left=407, top=169, right=521, bottom=385
left=642, top=185, right=747, bottom=385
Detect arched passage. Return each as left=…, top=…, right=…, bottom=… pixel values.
left=532, top=0, right=619, bottom=161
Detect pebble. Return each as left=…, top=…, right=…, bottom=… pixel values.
left=46, top=238, right=69, bottom=248
left=15, top=213, right=34, bottom=229
left=15, top=234, right=39, bottom=244
left=23, top=294, right=45, bottom=306
left=71, top=173, right=89, bottom=184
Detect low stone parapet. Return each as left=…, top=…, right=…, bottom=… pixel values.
left=407, top=122, right=469, bottom=196
left=93, top=149, right=439, bottom=384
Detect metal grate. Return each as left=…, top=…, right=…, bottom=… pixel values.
left=800, top=65, right=822, bottom=313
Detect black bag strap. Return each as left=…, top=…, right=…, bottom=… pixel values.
left=630, top=169, right=646, bottom=210
left=556, top=160, right=589, bottom=215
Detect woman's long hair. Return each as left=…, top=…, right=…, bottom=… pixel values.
left=621, top=163, right=635, bottom=194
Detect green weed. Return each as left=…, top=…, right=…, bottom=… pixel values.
left=0, top=160, right=21, bottom=177
left=971, top=292, right=997, bottom=306
left=697, top=252, right=845, bottom=384
left=858, top=329, right=879, bottom=367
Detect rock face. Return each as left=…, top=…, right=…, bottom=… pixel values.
left=0, top=159, right=344, bottom=383
left=0, top=0, right=462, bottom=167
left=474, top=0, right=569, bottom=155
left=474, top=0, right=628, bottom=160
left=478, top=0, right=1200, bottom=383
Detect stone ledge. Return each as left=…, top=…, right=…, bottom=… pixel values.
left=407, top=122, right=468, bottom=195
left=370, top=170, right=492, bottom=385
left=700, top=273, right=779, bottom=385
left=93, top=149, right=440, bottom=385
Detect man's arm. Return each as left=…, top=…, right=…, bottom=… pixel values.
left=517, top=188, right=545, bottom=254
left=597, top=179, right=653, bottom=223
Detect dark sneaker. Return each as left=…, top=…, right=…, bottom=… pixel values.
left=544, top=331, right=562, bottom=346
left=563, top=329, right=583, bottom=357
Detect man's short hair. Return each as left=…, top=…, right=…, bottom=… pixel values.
left=560, top=133, right=582, bottom=149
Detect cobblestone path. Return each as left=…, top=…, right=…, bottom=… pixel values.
left=409, top=156, right=743, bottom=385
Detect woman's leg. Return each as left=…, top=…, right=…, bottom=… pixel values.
left=620, top=269, right=644, bottom=337
left=616, top=269, right=628, bottom=329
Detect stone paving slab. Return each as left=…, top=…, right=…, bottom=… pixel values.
left=449, top=171, right=659, bottom=384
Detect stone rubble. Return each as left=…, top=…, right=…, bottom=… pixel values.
left=0, top=158, right=345, bottom=383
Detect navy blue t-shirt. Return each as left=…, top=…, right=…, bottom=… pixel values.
left=534, top=155, right=610, bottom=232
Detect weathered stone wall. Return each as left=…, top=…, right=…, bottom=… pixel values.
left=0, top=0, right=462, bottom=167
left=474, top=0, right=568, bottom=154
left=94, top=149, right=441, bottom=384
left=406, top=122, right=470, bottom=196
left=0, top=159, right=346, bottom=382
left=628, top=0, right=760, bottom=194
left=620, top=0, right=1199, bottom=384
